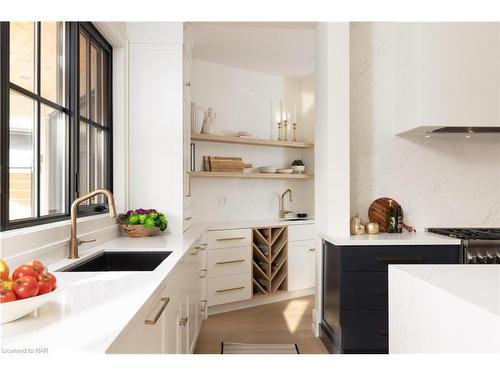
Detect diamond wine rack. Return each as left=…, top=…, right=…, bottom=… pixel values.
left=251, top=226, right=288, bottom=296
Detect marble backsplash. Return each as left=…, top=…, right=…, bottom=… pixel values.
left=350, top=23, right=500, bottom=230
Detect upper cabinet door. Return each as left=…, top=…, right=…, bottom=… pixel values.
left=395, top=23, right=500, bottom=134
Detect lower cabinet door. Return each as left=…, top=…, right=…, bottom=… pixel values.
left=342, top=311, right=388, bottom=353
left=177, top=293, right=189, bottom=354
left=134, top=294, right=172, bottom=353
left=288, top=240, right=316, bottom=291
left=163, top=294, right=180, bottom=354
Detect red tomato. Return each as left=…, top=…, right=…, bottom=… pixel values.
left=37, top=280, right=52, bottom=295
left=26, top=260, right=46, bottom=275
left=0, top=285, right=16, bottom=303
left=12, top=276, right=39, bottom=299
left=38, top=271, right=56, bottom=291
left=12, top=265, right=39, bottom=280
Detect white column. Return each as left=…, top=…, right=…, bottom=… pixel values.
left=314, top=22, right=351, bottom=334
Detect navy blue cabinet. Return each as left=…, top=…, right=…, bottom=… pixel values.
left=320, top=241, right=461, bottom=354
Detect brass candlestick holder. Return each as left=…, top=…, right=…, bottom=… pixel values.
left=277, top=122, right=282, bottom=141
left=292, top=122, right=297, bottom=142
left=283, top=120, right=288, bottom=141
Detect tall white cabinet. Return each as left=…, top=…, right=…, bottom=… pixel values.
left=183, top=30, right=193, bottom=231
left=128, top=23, right=193, bottom=233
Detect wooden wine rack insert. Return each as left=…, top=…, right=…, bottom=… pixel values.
left=251, top=226, right=288, bottom=296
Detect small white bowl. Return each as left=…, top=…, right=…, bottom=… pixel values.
left=260, top=166, right=278, bottom=173
left=277, top=168, right=293, bottom=174
left=292, top=165, right=306, bottom=174
left=1, top=284, right=64, bottom=324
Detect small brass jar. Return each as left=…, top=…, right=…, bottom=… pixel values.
left=365, top=222, right=380, bottom=234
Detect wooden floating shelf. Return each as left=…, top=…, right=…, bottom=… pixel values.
left=190, top=171, right=313, bottom=180
left=191, top=133, right=314, bottom=149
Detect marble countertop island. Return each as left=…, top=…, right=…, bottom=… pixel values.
left=389, top=264, right=500, bottom=353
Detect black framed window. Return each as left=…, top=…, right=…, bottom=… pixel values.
left=0, top=22, right=112, bottom=231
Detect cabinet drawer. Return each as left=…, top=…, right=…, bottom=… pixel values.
left=342, top=245, right=459, bottom=272
left=207, top=246, right=251, bottom=278
left=342, top=272, right=388, bottom=311
left=288, top=224, right=315, bottom=241
left=342, top=311, right=388, bottom=352
left=207, top=229, right=251, bottom=249
left=207, top=273, right=251, bottom=306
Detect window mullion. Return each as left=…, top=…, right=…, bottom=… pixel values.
left=35, top=22, right=41, bottom=218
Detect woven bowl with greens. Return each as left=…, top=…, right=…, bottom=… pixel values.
left=119, top=209, right=168, bottom=238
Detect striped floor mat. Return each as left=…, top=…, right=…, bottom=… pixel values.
left=221, top=342, right=300, bottom=354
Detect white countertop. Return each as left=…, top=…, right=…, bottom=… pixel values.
left=0, top=218, right=314, bottom=353
left=389, top=265, right=500, bottom=353
left=322, top=231, right=461, bottom=246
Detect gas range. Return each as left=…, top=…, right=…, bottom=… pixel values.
left=427, top=228, right=500, bottom=264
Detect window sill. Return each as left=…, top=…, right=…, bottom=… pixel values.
left=0, top=213, right=114, bottom=239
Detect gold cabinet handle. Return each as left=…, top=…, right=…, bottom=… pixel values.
left=185, top=216, right=192, bottom=221
left=200, top=269, right=207, bottom=278
left=216, top=237, right=245, bottom=242
left=216, top=286, right=245, bottom=293
left=200, top=300, right=207, bottom=312
left=185, top=81, right=192, bottom=87
left=144, top=297, right=170, bottom=325
left=309, top=248, right=316, bottom=252
left=191, top=246, right=201, bottom=255
left=216, top=259, right=245, bottom=265
left=179, top=317, right=188, bottom=327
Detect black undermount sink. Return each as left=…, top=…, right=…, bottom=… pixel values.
left=59, top=251, right=172, bottom=272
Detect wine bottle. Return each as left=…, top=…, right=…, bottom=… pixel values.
left=396, top=204, right=403, bottom=233
left=387, top=200, right=397, bottom=233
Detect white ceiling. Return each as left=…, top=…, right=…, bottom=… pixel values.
left=187, top=22, right=316, bottom=77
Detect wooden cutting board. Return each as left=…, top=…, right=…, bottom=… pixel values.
left=368, top=197, right=414, bottom=233
left=208, top=157, right=252, bottom=172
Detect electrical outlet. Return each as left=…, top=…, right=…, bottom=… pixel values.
left=217, top=194, right=228, bottom=206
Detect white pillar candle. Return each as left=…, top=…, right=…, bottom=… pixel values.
left=280, top=99, right=283, bottom=122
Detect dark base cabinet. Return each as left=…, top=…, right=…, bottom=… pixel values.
left=320, top=241, right=461, bottom=354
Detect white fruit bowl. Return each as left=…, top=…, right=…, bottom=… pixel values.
left=1, top=284, right=64, bottom=324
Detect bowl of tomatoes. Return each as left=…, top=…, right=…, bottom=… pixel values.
left=0, top=259, right=62, bottom=324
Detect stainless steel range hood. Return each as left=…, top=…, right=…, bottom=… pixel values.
left=397, top=125, right=500, bottom=136
left=431, top=127, right=500, bottom=134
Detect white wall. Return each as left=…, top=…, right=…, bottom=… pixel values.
left=350, top=22, right=500, bottom=230
left=190, top=60, right=315, bottom=222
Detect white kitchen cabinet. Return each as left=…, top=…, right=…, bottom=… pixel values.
left=177, top=292, right=189, bottom=354
left=187, top=245, right=202, bottom=353
left=128, top=23, right=193, bottom=234
left=133, top=284, right=176, bottom=354
left=288, top=240, right=316, bottom=291
left=206, top=229, right=252, bottom=307
left=395, top=23, right=500, bottom=135
left=183, top=38, right=193, bottom=231
left=126, top=242, right=203, bottom=354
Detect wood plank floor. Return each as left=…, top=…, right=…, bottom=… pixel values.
left=194, top=295, right=328, bottom=354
